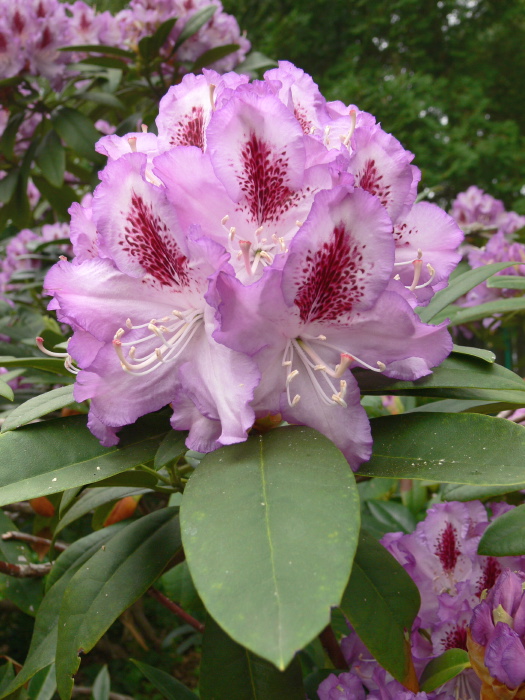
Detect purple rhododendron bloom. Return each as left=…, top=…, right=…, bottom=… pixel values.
left=470, top=569, right=525, bottom=690
left=43, top=63, right=462, bottom=466
left=451, top=185, right=525, bottom=235
left=317, top=671, right=366, bottom=700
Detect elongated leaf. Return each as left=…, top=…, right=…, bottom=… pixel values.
left=131, top=660, right=198, bottom=700
left=419, top=649, right=470, bottom=692
left=407, top=398, right=508, bottom=414
left=81, top=91, right=125, bottom=109
left=54, top=486, right=150, bottom=536
left=357, top=354, right=525, bottom=404
left=0, top=511, right=43, bottom=615
left=418, top=262, right=519, bottom=323
left=154, top=430, right=188, bottom=469
left=139, top=18, right=177, bottom=60
left=0, top=412, right=170, bottom=506
left=442, top=482, right=525, bottom=502
left=50, top=107, right=104, bottom=163
left=199, top=615, right=304, bottom=700
left=452, top=344, right=495, bottom=363
left=181, top=426, right=360, bottom=670
left=174, top=6, right=216, bottom=48
left=0, top=527, right=124, bottom=698
left=0, top=356, right=71, bottom=375
left=76, top=56, right=129, bottom=70
left=0, top=379, right=13, bottom=401
left=446, top=297, right=525, bottom=326
left=61, top=43, right=134, bottom=57
left=92, top=666, right=110, bottom=700
left=478, top=504, right=525, bottom=556
left=1, top=386, right=74, bottom=433
left=32, top=175, right=78, bottom=220
left=487, top=275, right=525, bottom=290
left=35, top=130, right=65, bottom=188
left=56, top=508, right=182, bottom=700
left=234, top=51, right=277, bottom=74
left=0, top=170, right=19, bottom=204
left=339, top=530, right=420, bottom=688
left=365, top=500, right=417, bottom=534
left=27, top=663, right=56, bottom=700
left=192, top=44, right=239, bottom=71
left=359, top=413, right=525, bottom=485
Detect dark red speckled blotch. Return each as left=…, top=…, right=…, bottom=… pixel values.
left=238, top=133, right=294, bottom=225
left=435, top=521, right=461, bottom=573
left=476, top=557, right=502, bottom=597
left=171, top=106, right=205, bottom=150
left=357, top=159, right=392, bottom=209
left=121, top=191, right=189, bottom=288
left=294, top=224, right=367, bottom=323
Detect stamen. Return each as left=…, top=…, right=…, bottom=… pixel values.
left=286, top=369, right=299, bottom=385
left=323, top=125, right=331, bottom=146
left=409, top=259, right=423, bottom=291
left=36, top=336, right=69, bottom=358
left=412, top=263, right=436, bottom=290
left=394, top=248, right=423, bottom=267
left=394, top=274, right=401, bottom=281
left=229, top=227, right=236, bottom=242
left=221, top=215, right=230, bottom=226
left=128, top=136, right=137, bottom=152
left=141, top=124, right=148, bottom=133
left=255, top=226, right=264, bottom=238
left=296, top=220, right=303, bottom=227
left=209, top=84, right=216, bottom=110
left=239, top=240, right=252, bottom=276
left=341, top=109, right=357, bottom=147
left=291, top=394, right=301, bottom=406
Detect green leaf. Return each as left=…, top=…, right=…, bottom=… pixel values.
left=0, top=379, right=13, bottom=402
left=358, top=413, right=525, bottom=485
left=446, top=297, right=525, bottom=326
left=174, top=6, right=217, bottom=49
left=92, top=666, right=110, bottom=700
left=0, top=511, right=43, bottom=616
left=75, top=56, right=129, bottom=70
left=339, top=530, right=420, bottom=688
left=50, top=107, right=104, bottom=163
left=32, top=175, right=78, bottom=220
left=487, top=275, right=525, bottom=290
left=478, top=504, right=525, bottom=556
left=161, top=561, right=204, bottom=619
left=442, top=482, right=525, bottom=502
left=0, top=527, right=124, bottom=698
left=0, top=170, right=19, bottom=204
left=417, top=262, right=519, bottom=323
left=35, top=131, right=65, bottom=188
left=154, top=430, right=188, bottom=469
left=0, top=356, right=70, bottom=376
left=181, top=426, right=360, bottom=670
left=59, top=44, right=135, bottom=58
left=406, top=398, right=509, bottom=414
left=365, top=500, right=417, bottom=534
left=55, top=508, right=182, bottom=700
left=357, top=354, right=525, bottom=404
left=27, top=663, right=56, bottom=700
left=54, top=486, right=150, bottom=536
left=419, top=649, right=470, bottom=692
left=80, top=91, right=125, bottom=110
left=131, top=660, right=198, bottom=700
left=199, top=615, right=305, bottom=700
left=145, top=18, right=178, bottom=58
left=234, top=51, right=277, bottom=75
left=1, top=386, right=75, bottom=433
left=0, top=412, right=170, bottom=506
left=192, top=44, right=240, bottom=71
left=452, top=344, right=495, bottom=363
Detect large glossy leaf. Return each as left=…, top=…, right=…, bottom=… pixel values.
left=56, top=508, right=182, bottom=700
left=1, top=386, right=75, bottom=433
left=0, top=413, right=170, bottom=506
left=131, top=660, right=198, bottom=700
left=338, top=530, right=420, bottom=689
left=181, top=426, right=360, bottom=670
left=357, top=354, right=525, bottom=404
left=487, top=275, right=525, bottom=290
left=478, top=505, right=525, bottom=556
left=358, top=413, right=525, bottom=485
left=0, top=526, right=124, bottom=698
left=445, top=297, right=525, bottom=326
left=199, top=615, right=304, bottom=700
left=407, top=398, right=509, bottom=414
left=417, top=262, right=518, bottom=323
left=27, top=663, right=57, bottom=700
left=442, top=482, right=525, bottom=502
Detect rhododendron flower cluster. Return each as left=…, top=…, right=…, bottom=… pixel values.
left=43, top=62, right=462, bottom=468
left=0, top=0, right=249, bottom=85
left=451, top=185, right=525, bottom=237
left=468, top=569, right=525, bottom=698
left=332, top=501, right=525, bottom=698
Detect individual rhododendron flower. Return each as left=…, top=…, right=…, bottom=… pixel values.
left=43, top=63, right=462, bottom=467
left=468, top=569, right=525, bottom=699
left=451, top=185, right=525, bottom=236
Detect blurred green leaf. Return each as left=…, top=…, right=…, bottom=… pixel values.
left=1, top=386, right=75, bottom=433
left=0, top=170, right=19, bottom=204
left=51, top=107, right=104, bottom=163
left=27, top=664, right=56, bottom=700
left=92, top=666, right=110, bottom=700
left=35, top=130, right=65, bottom=188
left=131, top=660, right=198, bottom=700
left=479, top=504, right=525, bottom=556
left=192, top=43, right=240, bottom=71
left=59, top=44, right=134, bottom=58
left=174, top=6, right=217, bottom=49
left=154, top=430, right=188, bottom=469
left=487, top=275, right=525, bottom=289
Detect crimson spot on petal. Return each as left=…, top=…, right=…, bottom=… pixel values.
left=170, top=106, right=205, bottom=150
left=294, top=223, right=367, bottom=323
left=476, top=557, right=502, bottom=597
left=121, top=191, right=189, bottom=288
left=441, top=624, right=468, bottom=652
left=434, top=521, right=461, bottom=573
left=238, top=133, right=294, bottom=225
left=357, top=159, right=392, bottom=209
